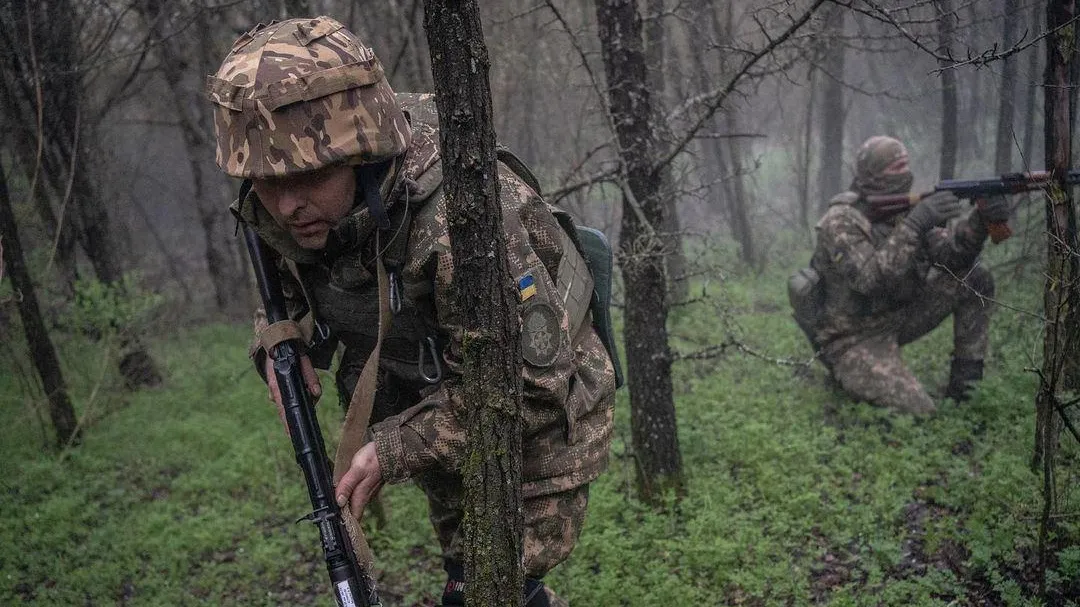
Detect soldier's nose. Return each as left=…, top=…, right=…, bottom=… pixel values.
left=276, top=192, right=306, bottom=219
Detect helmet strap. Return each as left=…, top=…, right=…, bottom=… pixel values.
left=355, top=164, right=391, bottom=230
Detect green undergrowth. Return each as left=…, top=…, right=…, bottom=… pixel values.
left=2, top=242, right=1078, bottom=606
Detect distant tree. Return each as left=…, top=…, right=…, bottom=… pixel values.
left=994, top=0, right=1020, bottom=173
left=594, top=0, right=683, bottom=502
left=935, top=0, right=958, bottom=179
left=0, top=0, right=162, bottom=389
left=0, top=159, right=80, bottom=448
left=817, top=5, right=845, bottom=211
left=423, top=0, right=524, bottom=604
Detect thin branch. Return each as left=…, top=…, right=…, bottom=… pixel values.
left=658, top=0, right=826, bottom=175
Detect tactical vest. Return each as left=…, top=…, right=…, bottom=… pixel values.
left=249, top=93, right=623, bottom=393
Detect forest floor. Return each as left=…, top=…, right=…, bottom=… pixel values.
left=1, top=242, right=1078, bottom=606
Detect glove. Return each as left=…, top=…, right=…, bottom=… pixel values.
left=975, top=194, right=1010, bottom=224
left=903, top=191, right=963, bottom=234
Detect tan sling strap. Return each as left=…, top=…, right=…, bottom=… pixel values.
left=257, top=320, right=305, bottom=354
left=331, top=234, right=392, bottom=568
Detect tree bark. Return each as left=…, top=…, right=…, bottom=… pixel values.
left=136, top=0, right=249, bottom=320
left=994, top=0, right=1020, bottom=173
left=644, top=0, right=689, bottom=300
left=1021, top=3, right=1041, bottom=167
left=817, top=5, right=846, bottom=211
left=936, top=0, right=959, bottom=179
left=0, top=159, right=80, bottom=448
left=422, top=2, right=523, bottom=604
left=594, top=0, right=683, bottom=503
left=1037, top=0, right=1079, bottom=594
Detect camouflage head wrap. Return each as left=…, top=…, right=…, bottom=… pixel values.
left=851, top=136, right=914, bottom=197
left=205, top=16, right=412, bottom=179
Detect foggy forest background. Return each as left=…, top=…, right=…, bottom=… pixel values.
left=3, top=0, right=1080, bottom=605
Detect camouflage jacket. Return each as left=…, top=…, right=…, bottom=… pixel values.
left=811, top=190, right=988, bottom=356
left=237, top=95, right=616, bottom=498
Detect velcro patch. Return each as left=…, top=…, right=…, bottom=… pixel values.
left=521, top=303, right=559, bottom=367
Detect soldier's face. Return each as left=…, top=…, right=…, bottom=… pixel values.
left=252, top=164, right=356, bottom=250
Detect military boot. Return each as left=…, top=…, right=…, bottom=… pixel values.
left=943, top=358, right=984, bottom=402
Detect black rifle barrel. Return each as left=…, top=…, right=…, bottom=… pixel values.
left=242, top=224, right=379, bottom=607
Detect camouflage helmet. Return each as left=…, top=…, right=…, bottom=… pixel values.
left=851, top=135, right=913, bottom=196
left=205, top=16, right=411, bottom=179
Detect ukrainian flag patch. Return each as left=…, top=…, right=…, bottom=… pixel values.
left=518, top=273, right=537, bottom=301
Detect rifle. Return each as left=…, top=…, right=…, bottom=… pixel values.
left=865, top=170, right=1080, bottom=243
left=242, top=223, right=381, bottom=607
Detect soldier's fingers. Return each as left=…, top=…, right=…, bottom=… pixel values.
left=301, top=355, right=321, bottom=402
left=349, top=474, right=383, bottom=519
left=336, top=466, right=364, bottom=509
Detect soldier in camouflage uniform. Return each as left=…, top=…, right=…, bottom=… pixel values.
left=808, top=136, right=1009, bottom=414
left=205, top=17, right=616, bottom=606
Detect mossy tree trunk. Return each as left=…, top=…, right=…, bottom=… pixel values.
left=422, top=1, right=524, bottom=605
left=0, top=159, right=80, bottom=448
left=594, top=0, right=684, bottom=503
left=1036, top=0, right=1079, bottom=595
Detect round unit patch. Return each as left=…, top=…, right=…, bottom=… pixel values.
left=522, top=303, right=560, bottom=367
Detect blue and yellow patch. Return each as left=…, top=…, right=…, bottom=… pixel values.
left=518, top=274, right=537, bottom=301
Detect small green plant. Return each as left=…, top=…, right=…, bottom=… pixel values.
left=67, top=273, right=163, bottom=338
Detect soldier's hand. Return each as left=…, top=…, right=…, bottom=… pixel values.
left=976, top=194, right=1010, bottom=224
left=336, top=442, right=384, bottom=518
left=265, top=352, right=322, bottom=436
left=903, top=191, right=963, bottom=234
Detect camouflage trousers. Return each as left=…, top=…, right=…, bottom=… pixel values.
left=823, top=264, right=994, bottom=414
left=416, top=467, right=590, bottom=578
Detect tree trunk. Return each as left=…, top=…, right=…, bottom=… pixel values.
left=817, top=5, right=846, bottom=212
left=936, top=0, right=959, bottom=179
left=594, top=0, right=683, bottom=503
left=1036, top=0, right=1079, bottom=595
left=994, top=0, right=1020, bottom=173
left=643, top=0, right=688, bottom=300
left=715, top=4, right=756, bottom=268
left=137, top=0, right=248, bottom=320
left=0, top=159, right=80, bottom=448
left=725, top=109, right=756, bottom=268
left=1022, top=3, right=1042, bottom=167
left=422, top=2, right=523, bottom=605
left=799, top=65, right=816, bottom=235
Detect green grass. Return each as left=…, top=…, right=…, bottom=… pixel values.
left=2, top=244, right=1078, bottom=606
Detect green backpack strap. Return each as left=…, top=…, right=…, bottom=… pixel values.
left=575, top=226, right=624, bottom=389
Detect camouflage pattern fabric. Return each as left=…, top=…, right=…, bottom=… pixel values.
left=236, top=93, right=616, bottom=565
left=813, top=147, right=994, bottom=413
left=850, top=135, right=913, bottom=197
left=827, top=264, right=994, bottom=414
left=206, top=16, right=411, bottom=178
left=420, top=467, right=590, bottom=578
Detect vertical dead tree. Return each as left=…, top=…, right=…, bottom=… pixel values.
left=594, top=0, right=684, bottom=502
left=135, top=0, right=249, bottom=319
left=817, top=5, right=846, bottom=213
left=6, top=0, right=162, bottom=388
left=994, top=0, right=1020, bottom=173
left=1036, top=0, right=1080, bottom=595
left=1021, top=3, right=1041, bottom=167
left=644, top=0, right=689, bottom=300
left=713, top=4, right=756, bottom=268
left=936, top=0, right=959, bottom=179
left=422, top=1, right=524, bottom=604
left=0, top=159, right=79, bottom=448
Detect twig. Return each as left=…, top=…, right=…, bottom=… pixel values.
left=934, top=261, right=1047, bottom=323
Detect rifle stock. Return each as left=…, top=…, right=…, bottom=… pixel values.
left=242, top=224, right=380, bottom=607
left=865, top=169, right=1080, bottom=243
